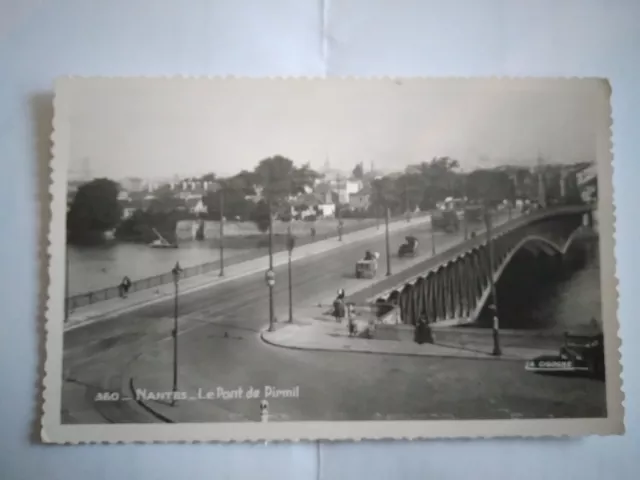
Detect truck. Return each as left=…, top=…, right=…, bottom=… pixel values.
left=463, top=204, right=484, bottom=223
left=430, top=209, right=460, bottom=233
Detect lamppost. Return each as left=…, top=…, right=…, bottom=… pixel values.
left=171, top=261, right=183, bottom=405
left=484, top=209, right=501, bottom=356
left=337, top=174, right=343, bottom=241
left=64, top=246, right=69, bottom=323
left=267, top=198, right=276, bottom=331
left=218, top=183, right=225, bottom=276
left=431, top=217, right=436, bottom=256
left=385, top=206, right=391, bottom=276
left=463, top=199, right=468, bottom=241
left=460, top=169, right=469, bottom=241
left=404, top=182, right=410, bottom=222
left=287, top=225, right=296, bottom=323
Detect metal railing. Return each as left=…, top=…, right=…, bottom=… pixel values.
left=66, top=212, right=429, bottom=311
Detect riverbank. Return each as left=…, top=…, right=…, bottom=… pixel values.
left=68, top=216, right=391, bottom=296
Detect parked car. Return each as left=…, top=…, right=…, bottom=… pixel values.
left=525, top=331, right=605, bottom=380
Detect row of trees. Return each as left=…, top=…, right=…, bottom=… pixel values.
left=201, top=156, right=322, bottom=227
left=66, top=154, right=584, bottom=244
left=66, top=156, right=323, bottom=243
left=369, top=157, right=513, bottom=216
left=369, top=156, right=584, bottom=217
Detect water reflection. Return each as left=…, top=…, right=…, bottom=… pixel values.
left=67, top=241, right=253, bottom=296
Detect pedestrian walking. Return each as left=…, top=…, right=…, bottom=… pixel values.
left=347, top=303, right=357, bottom=337
left=119, top=276, right=132, bottom=298
left=333, top=288, right=346, bottom=323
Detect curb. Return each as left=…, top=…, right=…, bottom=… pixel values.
left=64, top=216, right=432, bottom=332
left=128, top=376, right=174, bottom=424
left=259, top=328, right=527, bottom=362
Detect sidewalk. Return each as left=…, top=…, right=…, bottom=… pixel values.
left=125, top=352, right=257, bottom=423
left=260, top=312, right=558, bottom=362
left=64, top=214, right=432, bottom=330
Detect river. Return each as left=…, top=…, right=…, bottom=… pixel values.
left=490, top=237, right=602, bottom=333
left=66, top=241, right=242, bottom=296
left=66, top=217, right=341, bottom=296
left=527, top=246, right=602, bottom=333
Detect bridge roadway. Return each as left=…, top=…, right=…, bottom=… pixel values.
left=62, top=209, right=605, bottom=424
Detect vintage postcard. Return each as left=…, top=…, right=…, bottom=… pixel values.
left=43, top=77, right=623, bottom=443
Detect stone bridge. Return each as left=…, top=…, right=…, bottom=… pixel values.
left=369, top=205, right=596, bottom=327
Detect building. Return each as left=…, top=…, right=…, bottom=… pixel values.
left=119, top=177, right=145, bottom=193
left=574, top=163, right=598, bottom=203
left=317, top=203, right=336, bottom=217
left=349, top=186, right=371, bottom=211
left=185, top=197, right=208, bottom=215
left=314, top=183, right=334, bottom=205
left=121, top=205, right=137, bottom=220
left=327, top=177, right=362, bottom=204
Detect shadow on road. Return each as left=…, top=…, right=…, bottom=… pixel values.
left=528, top=370, right=605, bottom=382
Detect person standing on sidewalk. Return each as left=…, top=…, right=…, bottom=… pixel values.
left=333, top=288, right=346, bottom=323
left=347, top=303, right=358, bottom=337
left=415, top=315, right=434, bottom=344
left=119, top=276, right=132, bottom=299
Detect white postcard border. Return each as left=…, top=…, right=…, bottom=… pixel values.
left=42, top=77, right=624, bottom=444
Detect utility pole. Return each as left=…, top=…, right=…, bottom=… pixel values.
left=267, top=197, right=275, bottom=331
left=460, top=169, right=468, bottom=241
left=336, top=173, right=343, bottom=241
left=385, top=206, right=391, bottom=276
left=484, top=210, right=501, bottom=356
left=287, top=225, right=295, bottom=323
left=171, top=261, right=183, bottom=405
left=64, top=247, right=69, bottom=323
left=404, top=181, right=409, bottom=222
left=431, top=227, right=436, bottom=256
left=219, top=185, right=225, bottom=276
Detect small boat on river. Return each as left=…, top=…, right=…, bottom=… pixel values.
left=149, top=228, right=178, bottom=249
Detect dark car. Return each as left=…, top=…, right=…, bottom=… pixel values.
left=398, top=236, right=419, bottom=258
left=525, top=332, right=605, bottom=380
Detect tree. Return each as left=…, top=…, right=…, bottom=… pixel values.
left=465, top=169, right=514, bottom=206
left=395, top=173, right=423, bottom=212
left=67, top=178, right=122, bottom=243
left=409, top=156, right=461, bottom=209
left=254, top=156, right=319, bottom=204
left=292, top=163, right=322, bottom=192
left=147, top=190, right=186, bottom=214
left=231, top=170, right=259, bottom=196
left=250, top=199, right=272, bottom=233
left=352, top=162, right=364, bottom=179
left=370, top=176, right=401, bottom=214
left=203, top=178, right=255, bottom=221
left=254, top=155, right=297, bottom=204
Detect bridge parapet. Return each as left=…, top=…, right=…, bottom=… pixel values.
left=369, top=204, right=595, bottom=327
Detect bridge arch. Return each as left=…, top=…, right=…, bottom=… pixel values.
left=371, top=207, right=595, bottom=326
left=470, top=225, right=592, bottom=322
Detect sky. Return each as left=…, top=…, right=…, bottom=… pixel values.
left=62, top=78, right=608, bottom=181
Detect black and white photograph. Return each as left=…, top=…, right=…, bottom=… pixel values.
left=43, top=77, right=622, bottom=443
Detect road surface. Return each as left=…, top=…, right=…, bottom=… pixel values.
left=61, top=215, right=606, bottom=424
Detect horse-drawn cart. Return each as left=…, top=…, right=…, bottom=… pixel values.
left=398, top=236, right=419, bottom=258
left=355, top=252, right=379, bottom=279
